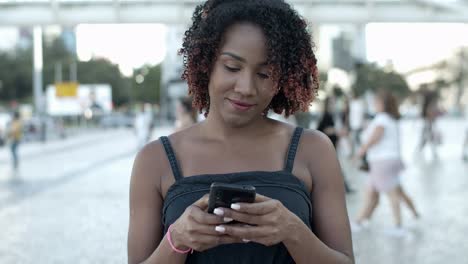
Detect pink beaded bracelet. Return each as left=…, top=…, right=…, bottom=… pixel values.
left=167, top=224, right=194, bottom=254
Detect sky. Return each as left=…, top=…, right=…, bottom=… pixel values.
left=366, top=23, right=468, bottom=73
left=74, top=23, right=468, bottom=76
left=1, top=23, right=468, bottom=76
left=75, top=24, right=168, bottom=76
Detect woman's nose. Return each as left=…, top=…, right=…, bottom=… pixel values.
left=234, top=73, right=256, bottom=96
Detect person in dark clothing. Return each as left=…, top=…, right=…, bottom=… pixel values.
left=417, top=92, right=441, bottom=159
left=127, top=1, right=354, bottom=264
left=317, top=97, right=338, bottom=147
left=340, top=97, right=357, bottom=161
left=317, top=97, right=354, bottom=194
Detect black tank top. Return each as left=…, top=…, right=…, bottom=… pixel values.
left=160, top=127, right=312, bottom=264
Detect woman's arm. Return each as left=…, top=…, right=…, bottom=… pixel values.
left=357, top=125, right=384, bottom=157
left=285, top=131, right=354, bottom=264
left=127, top=142, right=188, bottom=264
left=128, top=141, right=241, bottom=264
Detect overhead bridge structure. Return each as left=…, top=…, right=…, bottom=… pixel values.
left=1, top=0, right=468, bottom=26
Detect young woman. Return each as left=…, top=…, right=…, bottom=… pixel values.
left=127, top=1, right=354, bottom=263
left=354, top=91, right=418, bottom=236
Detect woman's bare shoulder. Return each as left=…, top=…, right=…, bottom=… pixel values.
left=138, top=123, right=199, bottom=165
left=301, top=128, right=333, bottom=145
left=131, top=139, right=172, bottom=190
left=299, top=128, right=338, bottom=172
left=166, top=123, right=203, bottom=148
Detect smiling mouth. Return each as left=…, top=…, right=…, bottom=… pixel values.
left=227, top=99, right=256, bottom=111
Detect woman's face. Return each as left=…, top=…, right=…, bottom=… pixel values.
left=207, top=22, right=277, bottom=127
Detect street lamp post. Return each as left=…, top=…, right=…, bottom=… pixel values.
left=33, top=26, right=46, bottom=142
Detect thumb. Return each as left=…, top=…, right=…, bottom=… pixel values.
left=253, top=193, right=271, bottom=203
left=193, top=194, right=210, bottom=210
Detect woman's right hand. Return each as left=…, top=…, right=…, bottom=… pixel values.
left=169, top=194, right=242, bottom=252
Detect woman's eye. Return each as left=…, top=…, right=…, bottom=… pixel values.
left=224, top=65, right=240, bottom=72
left=257, top=73, right=270, bottom=79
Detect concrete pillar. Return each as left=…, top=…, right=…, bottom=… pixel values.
left=161, top=24, right=185, bottom=123
left=33, top=26, right=43, bottom=115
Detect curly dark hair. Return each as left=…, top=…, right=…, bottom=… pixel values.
left=179, top=0, right=319, bottom=117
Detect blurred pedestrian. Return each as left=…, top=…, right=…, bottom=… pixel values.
left=128, top=0, right=354, bottom=263
left=352, top=90, right=419, bottom=236
left=349, top=92, right=366, bottom=156
left=417, top=92, right=441, bottom=159
left=317, top=97, right=338, bottom=147
left=174, top=97, right=197, bottom=132
left=144, top=103, right=155, bottom=140
left=7, top=111, right=23, bottom=176
left=317, top=97, right=354, bottom=193
left=463, top=102, right=468, bottom=161
left=134, top=104, right=152, bottom=150
left=0, top=127, right=5, bottom=147
left=339, top=96, right=352, bottom=158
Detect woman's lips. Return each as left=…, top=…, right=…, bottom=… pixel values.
left=228, top=99, right=256, bottom=111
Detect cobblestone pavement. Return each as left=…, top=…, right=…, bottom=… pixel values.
left=0, top=119, right=467, bottom=263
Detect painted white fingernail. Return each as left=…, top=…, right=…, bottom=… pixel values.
left=223, top=217, right=233, bottom=222
left=231, top=203, right=241, bottom=210
left=213, top=208, right=224, bottom=216
left=215, top=225, right=226, bottom=233
left=242, top=239, right=251, bottom=243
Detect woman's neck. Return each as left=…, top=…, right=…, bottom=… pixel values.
left=200, top=114, right=273, bottom=142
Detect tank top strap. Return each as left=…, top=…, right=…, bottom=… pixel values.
left=284, top=127, right=304, bottom=173
left=159, top=136, right=183, bottom=181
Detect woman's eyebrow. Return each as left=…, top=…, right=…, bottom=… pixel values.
left=221, top=52, right=267, bottom=66
left=221, top=52, right=246, bottom=62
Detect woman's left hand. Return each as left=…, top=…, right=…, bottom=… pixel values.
left=212, top=194, right=302, bottom=246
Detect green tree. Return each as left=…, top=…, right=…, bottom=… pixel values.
left=43, top=36, right=75, bottom=87
left=42, top=36, right=132, bottom=106
left=351, top=63, right=410, bottom=99
left=131, top=64, right=162, bottom=104
left=0, top=47, right=32, bottom=103
left=77, top=58, right=132, bottom=106
left=0, top=33, right=133, bottom=107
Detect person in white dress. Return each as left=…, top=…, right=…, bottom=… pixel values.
left=352, top=90, right=419, bottom=236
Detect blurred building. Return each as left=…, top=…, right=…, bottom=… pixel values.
left=332, top=33, right=354, bottom=72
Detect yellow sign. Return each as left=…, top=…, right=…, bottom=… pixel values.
left=56, top=82, right=79, bottom=97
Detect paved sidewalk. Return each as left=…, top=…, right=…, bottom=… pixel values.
left=0, top=119, right=467, bottom=263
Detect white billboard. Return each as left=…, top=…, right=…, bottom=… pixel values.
left=46, top=84, right=112, bottom=116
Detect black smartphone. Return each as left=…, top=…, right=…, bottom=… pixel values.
left=207, top=182, right=256, bottom=214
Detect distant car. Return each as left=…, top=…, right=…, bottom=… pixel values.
left=100, top=113, right=135, bottom=128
